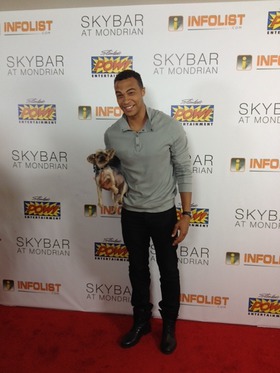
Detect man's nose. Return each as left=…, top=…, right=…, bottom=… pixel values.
left=122, top=94, right=130, bottom=103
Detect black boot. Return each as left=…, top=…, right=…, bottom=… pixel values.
left=120, top=308, right=152, bottom=348
left=159, top=310, right=177, bottom=354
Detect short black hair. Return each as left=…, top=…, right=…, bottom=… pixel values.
left=114, top=70, right=143, bottom=88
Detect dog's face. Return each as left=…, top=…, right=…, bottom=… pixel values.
left=87, top=149, right=115, bottom=169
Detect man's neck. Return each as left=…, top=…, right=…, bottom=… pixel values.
left=127, top=106, right=147, bottom=132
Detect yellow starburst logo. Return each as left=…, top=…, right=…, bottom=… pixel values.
left=91, top=56, right=132, bottom=74
left=268, top=11, right=280, bottom=30
left=18, top=104, right=56, bottom=121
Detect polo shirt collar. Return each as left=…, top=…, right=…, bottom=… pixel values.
left=120, top=106, right=153, bottom=132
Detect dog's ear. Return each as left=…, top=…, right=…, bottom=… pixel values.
left=106, top=149, right=115, bottom=160
left=87, top=154, right=96, bottom=164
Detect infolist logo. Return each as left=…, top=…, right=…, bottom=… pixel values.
left=230, top=158, right=245, bottom=172
left=79, top=106, right=92, bottom=120
left=84, top=205, right=97, bottom=217
left=226, top=252, right=240, bottom=265
left=237, top=55, right=252, bottom=71
left=3, top=280, right=15, bottom=291
left=168, top=16, right=183, bottom=31
left=3, top=20, right=53, bottom=35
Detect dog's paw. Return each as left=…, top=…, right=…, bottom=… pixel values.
left=112, top=186, right=119, bottom=195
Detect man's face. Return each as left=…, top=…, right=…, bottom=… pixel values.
left=114, top=77, right=145, bottom=118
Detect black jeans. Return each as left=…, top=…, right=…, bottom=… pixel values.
left=121, top=206, right=180, bottom=320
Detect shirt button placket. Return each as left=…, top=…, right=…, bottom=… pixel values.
left=135, top=133, right=140, bottom=151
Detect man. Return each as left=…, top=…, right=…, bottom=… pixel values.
left=104, top=70, right=192, bottom=354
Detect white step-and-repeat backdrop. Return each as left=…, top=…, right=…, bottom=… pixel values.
left=0, top=1, right=279, bottom=328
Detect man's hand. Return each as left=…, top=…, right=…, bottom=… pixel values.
left=171, top=216, right=190, bottom=246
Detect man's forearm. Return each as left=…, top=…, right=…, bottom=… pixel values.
left=180, top=192, right=192, bottom=212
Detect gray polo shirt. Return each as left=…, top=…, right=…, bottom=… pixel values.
left=104, top=106, right=192, bottom=213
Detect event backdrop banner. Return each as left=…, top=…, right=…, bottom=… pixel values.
left=0, top=1, right=280, bottom=328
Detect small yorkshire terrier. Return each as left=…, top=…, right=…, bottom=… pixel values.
left=87, top=149, right=127, bottom=210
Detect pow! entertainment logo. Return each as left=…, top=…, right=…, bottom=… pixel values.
left=171, top=105, right=214, bottom=126
left=176, top=207, right=209, bottom=227
left=91, top=56, right=133, bottom=77
left=191, top=208, right=209, bottom=227
left=248, top=297, right=280, bottom=317
left=24, top=200, right=61, bottom=219
left=267, top=11, right=280, bottom=34
left=18, top=104, right=56, bottom=124
left=94, top=242, right=128, bottom=261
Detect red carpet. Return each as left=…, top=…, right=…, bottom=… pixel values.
left=0, top=305, right=279, bottom=373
